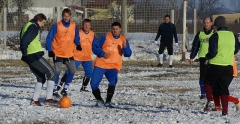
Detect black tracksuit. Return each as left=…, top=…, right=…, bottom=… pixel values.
left=155, top=22, right=178, bottom=55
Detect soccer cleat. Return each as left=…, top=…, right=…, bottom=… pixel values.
left=53, top=91, right=61, bottom=98
left=204, top=100, right=214, bottom=112
left=199, top=94, right=206, bottom=100
left=30, top=99, right=42, bottom=106
left=157, top=63, right=163, bottom=67
left=169, top=65, right=173, bottom=68
left=60, top=90, right=68, bottom=96
left=44, top=99, right=58, bottom=106
left=80, top=86, right=89, bottom=92
left=94, top=99, right=104, bottom=107
left=56, top=82, right=64, bottom=91
left=235, top=99, right=240, bottom=111
left=105, top=102, right=114, bottom=108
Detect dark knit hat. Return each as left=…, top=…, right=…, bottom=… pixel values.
left=214, top=16, right=226, bottom=27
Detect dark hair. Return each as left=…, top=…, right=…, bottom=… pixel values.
left=204, top=17, right=213, bottom=22
left=34, top=13, right=47, bottom=21
left=165, top=15, right=170, bottom=19
left=82, top=18, right=91, bottom=25
left=62, top=8, right=71, bottom=17
left=111, top=22, right=121, bottom=28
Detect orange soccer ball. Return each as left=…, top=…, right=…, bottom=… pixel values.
left=59, top=96, right=71, bottom=108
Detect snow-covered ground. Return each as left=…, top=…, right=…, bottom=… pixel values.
left=0, top=33, right=240, bottom=124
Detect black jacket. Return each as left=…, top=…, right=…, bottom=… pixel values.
left=20, top=19, right=44, bottom=64
left=206, top=27, right=239, bottom=60
left=190, top=27, right=214, bottom=59
left=155, top=22, right=178, bottom=43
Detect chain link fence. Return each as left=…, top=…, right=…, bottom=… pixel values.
left=0, top=0, right=239, bottom=50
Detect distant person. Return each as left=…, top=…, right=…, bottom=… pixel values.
left=45, top=8, right=82, bottom=98
left=203, top=16, right=239, bottom=116
left=91, top=22, right=132, bottom=108
left=20, top=13, right=57, bottom=106
left=189, top=17, right=214, bottom=99
left=155, top=15, right=178, bottom=68
left=58, top=19, right=96, bottom=92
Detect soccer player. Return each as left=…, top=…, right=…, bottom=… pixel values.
left=45, top=8, right=82, bottom=98
left=189, top=17, right=214, bottom=99
left=20, top=13, right=57, bottom=106
left=155, top=15, right=178, bottom=68
left=90, top=22, right=132, bottom=107
left=58, top=19, right=96, bottom=93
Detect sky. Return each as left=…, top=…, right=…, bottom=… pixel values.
left=222, top=0, right=239, bottom=11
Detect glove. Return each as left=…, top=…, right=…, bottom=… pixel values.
left=175, top=43, right=178, bottom=46
left=48, top=51, right=55, bottom=57
left=154, top=40, right=158, bottom=44
left=204, top=60, right=209, bottom=65
left=76, top=45, right=82, bottom=51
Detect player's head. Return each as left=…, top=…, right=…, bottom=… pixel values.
left=204, top=17, right=213, bottom=30
left=62, top=8, right=71, bottom=22
left=164, top=15, right=171, bottom=23
left=82, top=19, right=91, bottom=32
left=34, top=13, right=47, bottom=28
left=213, top=16, right=226, bottom=29
left=111, top=22, right=121, bottom=36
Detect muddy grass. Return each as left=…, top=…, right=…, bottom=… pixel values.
left=118, top=84, right=193, bottom=94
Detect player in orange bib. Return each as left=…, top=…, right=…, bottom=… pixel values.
left=45, top=8, right=82, bottom=98
left=57, top=19, right=96, bottom=92
left=91, top=22, right=132, bottom=108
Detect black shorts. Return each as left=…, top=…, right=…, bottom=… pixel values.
left=158, top=41, right=173, bottom=55
left=204, top=64, right=233, bottom=97
left=199, top=58, right=209, bottom=80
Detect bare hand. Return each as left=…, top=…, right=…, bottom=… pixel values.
left=189, top=59, right=193, bottom=65
left=103, top=53, right=111, bottom=59
left=122, top=41, right=126, bottom=49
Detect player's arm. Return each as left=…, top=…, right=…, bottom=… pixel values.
left=92, top=35, right=106, bottom=58
left=45, top=24, right=57, bottom=51
left=122, top=39, right=132, bottom=57
left=205, top=33, right=218, bottom=60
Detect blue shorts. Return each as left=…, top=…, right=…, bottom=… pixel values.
left=90, top=66, right=118, bottom=91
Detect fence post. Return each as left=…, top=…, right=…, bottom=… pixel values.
left=85, top=8, right=88, bottom=19
left=186, top=27, right=189, bottom=51
left=4, top=7, right=7, bottom=48
left=182, top=0, right=187, bottom=61
left=57, top=6, right=61, bottom=21
left=171, top=9, right=174, bottom=24
left=121, top=0, right=127, bottom=37
left=194, top=9, right=197, bottom=36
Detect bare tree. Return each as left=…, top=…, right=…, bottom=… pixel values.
left=188, top=0, right=224, bottom=19
left=134, top=0, right=158, bottom=23
left=108, top=1, right=133, bottom=20
left=108, top=1, right=121, bottom=19
left=8, top=0, right=34, bottom=24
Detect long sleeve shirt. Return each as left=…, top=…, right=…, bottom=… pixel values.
left=155, top=22, right=178, bottom=43
left=92, top=33, right=132, bottom=58
left=190, top=27, right=214, bottom=59
left=45, top=19, right=80, bottom=51
left=206, top=27, right=239, bottom=60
